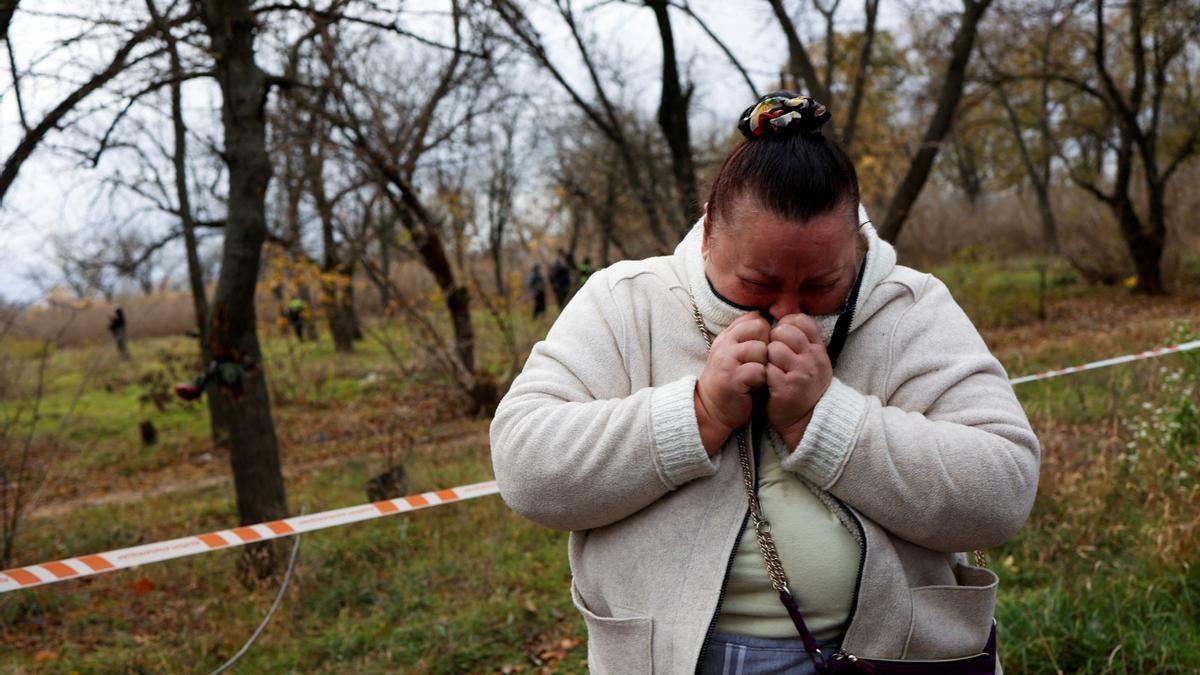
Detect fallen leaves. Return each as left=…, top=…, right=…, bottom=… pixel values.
left=529, top=635, right=582, bottom=667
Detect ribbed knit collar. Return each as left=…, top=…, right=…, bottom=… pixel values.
left=678, top=204, right=897, bottom=337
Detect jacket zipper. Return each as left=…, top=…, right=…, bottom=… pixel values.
left=831, top=494, right=867, bottom=658
left=695, top=415, right=765, bottom=673
left=693, top=506, right=749, bottom=673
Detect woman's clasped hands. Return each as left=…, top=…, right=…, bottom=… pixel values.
left=693, top=312, right=833, bottom=456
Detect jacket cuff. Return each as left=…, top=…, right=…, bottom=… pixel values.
left=650, top=375, right=718, bottom=488
left=779, top=378, right=866, bottom=488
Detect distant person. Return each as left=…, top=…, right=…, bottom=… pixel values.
left=285, top=297, right=307, bottom=340
left=549, top=252, right=572, bottom=310
left=527, top=264, right=547, bottom=319
left=108, top=305, right=129, bottom=359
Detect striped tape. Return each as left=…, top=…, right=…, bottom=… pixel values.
left=1007, top=339, right=1200, bottom=385
left=0, top=481, right=499, bottom=594
left=2, top=338, right=1198, bottom=594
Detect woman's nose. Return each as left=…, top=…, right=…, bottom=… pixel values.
left=769, top=295, right=803, bottom=320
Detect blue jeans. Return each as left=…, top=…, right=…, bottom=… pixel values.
left=698, top=631, right=840, bottom=675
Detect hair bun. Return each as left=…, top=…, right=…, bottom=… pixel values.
left=737, top=92, right=830, bottom=139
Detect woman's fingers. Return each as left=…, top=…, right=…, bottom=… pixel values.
left=733, top=339, right=768, bottom=366
left=726, top=312, right=771, bottom=343
left=772, top=314, right=822, bottom=349
left=734, top=361, right=768, bottom=390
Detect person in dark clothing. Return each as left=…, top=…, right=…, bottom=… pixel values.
left=528, top=264, right=547, bottom=318
left=286, top=297, right=307, bottom=340
left=108, top=306, right=129, bottom=359
left=549, top=253, right=572, bottom=311
left=577, top=256, right=593, bottom=288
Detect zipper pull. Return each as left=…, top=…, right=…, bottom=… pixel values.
left=834, top=648, right=875, bottom=673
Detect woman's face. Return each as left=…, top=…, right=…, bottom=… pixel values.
left=702, top=196, right=859, bottom=322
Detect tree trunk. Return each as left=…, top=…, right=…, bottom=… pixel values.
left=0, top=2, right=19, bottom=42
left=1128, top=230, right=1166, bottom=295
left=993, top=81, right=1058, bottom=252
left=877, top=0, right=992, bottom=243
left=842, top=0, right=879, bottom=149
left=378, top=216, right=392, bottom=310
left=325, top=266, right=358, bottom=352
left=196, top=0, right=289, bottom=580
left=767, top=0, right=834, bottom=137
left=647, top=0, right=699, bottom=233
left=148, top=0, right=231, bottom=449
left=312, top=141, right=357, bottom=353
left=1132, top=182, right=1168, bottom=295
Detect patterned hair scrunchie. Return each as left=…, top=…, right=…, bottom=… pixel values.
left=737, top=92, right=830, bottom=138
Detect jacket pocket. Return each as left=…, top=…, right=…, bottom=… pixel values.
left=902, top=563, right=997, bottom=660
left=571, top=579, right=654, bottom=674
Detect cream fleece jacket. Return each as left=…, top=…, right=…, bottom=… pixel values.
left=490, top=218, right=1039, bottom=673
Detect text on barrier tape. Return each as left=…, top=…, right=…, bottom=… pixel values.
left=2, top=338, right=1199, bottom=593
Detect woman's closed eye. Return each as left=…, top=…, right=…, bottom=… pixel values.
left=740, top=278, right=778, bottom=291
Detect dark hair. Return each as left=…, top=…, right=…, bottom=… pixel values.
left=706, top=92, right=859, bottom=232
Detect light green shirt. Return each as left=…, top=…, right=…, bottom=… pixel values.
left=713, top=432, right=862, bottom=640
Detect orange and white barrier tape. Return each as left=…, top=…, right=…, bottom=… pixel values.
left=1007, top=339, right=1200, bottom=385
left=2, top=338, right=1199, bottom=594
left=0, top=481, right=498, bottom=594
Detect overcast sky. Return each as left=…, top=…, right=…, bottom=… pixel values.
left=0, top=0, right=917, bottom=303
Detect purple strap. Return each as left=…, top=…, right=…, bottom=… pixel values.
left=778, top=588, right=831, bottom=672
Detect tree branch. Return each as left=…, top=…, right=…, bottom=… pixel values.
left=0, top=17, right=171, bottom=206
left=671, top=0, right=757, bottom=99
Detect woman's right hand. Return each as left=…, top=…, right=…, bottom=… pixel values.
left=694, top=312, right=770, bottom=455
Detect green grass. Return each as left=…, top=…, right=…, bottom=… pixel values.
left=1, top=261, right=1198, bottom=672
left=932, top=254, right=1085, bottom=330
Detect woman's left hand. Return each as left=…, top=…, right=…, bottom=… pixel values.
left=766, top=314, right=833, bottom=450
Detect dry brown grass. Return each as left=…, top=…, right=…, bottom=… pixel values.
left=8, top=293, right=198, bottom=348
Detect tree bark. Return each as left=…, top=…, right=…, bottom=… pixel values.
left=646, top=0, right=699, bottom=232
left=877, top=0, right=992, bottom=243
left=195, top=0, right=289, bottom=579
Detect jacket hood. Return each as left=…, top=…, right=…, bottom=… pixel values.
left=676, top=203, right=898, bottom=335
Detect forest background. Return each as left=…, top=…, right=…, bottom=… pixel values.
left=1, top=0, right=1198, bottom=672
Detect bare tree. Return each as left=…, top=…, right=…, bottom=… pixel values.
left=841, top=0, right=879, bottom=149
left=195, top=0, right=289, bottom=579
left=763, top=0, right=879, bottom=149
left=319, top=1, right=507, bottom=411
left=876, top=0, right=994, bottom=242
left=767, top=0, right=833, bottom=117
left=1058, top=0, right=1200, bottom=294
left=0, top=14, right=167, bottom=206
left=489, top=0, right=676, bottom=247
left=645, top=0, right=699, bottom=229
left=978, top=0, right=1070, bottom=253
left=670, top=0, right=758, bottom=100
